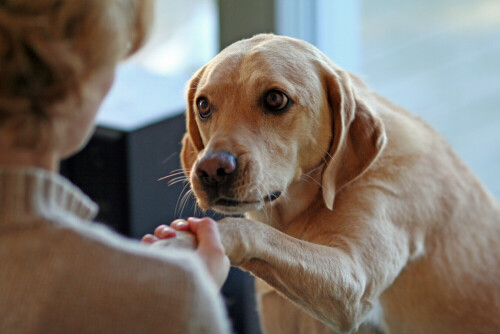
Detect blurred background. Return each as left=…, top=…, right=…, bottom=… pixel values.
left=62, top=1, right=500, bottom=333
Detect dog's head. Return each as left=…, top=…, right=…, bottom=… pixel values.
left=181, top=34, right=386, bottom=214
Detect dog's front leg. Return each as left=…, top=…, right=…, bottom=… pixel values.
left=256, top=278, right=338, bottom=334
left=217, top=217, right=410, bottom=333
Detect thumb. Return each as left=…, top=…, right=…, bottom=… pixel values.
left=187, top=217, right=229, bottom=288
left=187, top=217, right=224, bottom=253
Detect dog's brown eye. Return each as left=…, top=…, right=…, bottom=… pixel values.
left=264, top=90, right=289, bottom=112
left=197, top=97, right=211, bottom=119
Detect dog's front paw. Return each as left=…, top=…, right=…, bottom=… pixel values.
left=217, top=217, right=258, bottom=266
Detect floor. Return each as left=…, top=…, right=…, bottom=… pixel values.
left=360, top=0, right=500, bottom=199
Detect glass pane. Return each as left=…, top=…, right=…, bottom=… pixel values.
left=361, top=0, right=500, bottom=198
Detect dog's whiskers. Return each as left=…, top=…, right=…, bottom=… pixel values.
left=299, top=165, right=324, bottom=188
left=161, top=152, right=179, bottom=165
left=158, top=169, right=191, bottom=182
left=175, top=183, right=193, bottom=216
left=168, top=176, right=189, bottom=187
left=182, top=189, right=196, bottom=217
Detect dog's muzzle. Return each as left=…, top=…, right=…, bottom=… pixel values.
left=195, top=152, right=282, bottom=209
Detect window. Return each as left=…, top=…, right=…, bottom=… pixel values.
left=360, top=0, right=500, bottom=198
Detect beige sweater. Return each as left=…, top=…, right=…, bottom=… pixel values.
left=0, top=168, right=231, bottom=334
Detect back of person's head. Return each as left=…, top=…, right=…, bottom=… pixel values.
left=0, top=0, right=152, bottom=147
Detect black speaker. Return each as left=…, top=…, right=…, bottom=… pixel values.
left=62, top=113, right=187, bottom=236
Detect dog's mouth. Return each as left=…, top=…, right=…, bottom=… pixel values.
left=214, top=191, right=282, bottom=208
left=264, top=191, right=282, bottom=202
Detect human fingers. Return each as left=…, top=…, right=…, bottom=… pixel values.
left=150, top=231, right=197, bottom=250
left=154, top=225, right=177, bottom=239
left=170, top=219, right=190, bottom=232
left=187, top=217, right=223, bottom=251
left=141, top=234, right=158, bottom=244
left=187, top=217, right=229, bottom=288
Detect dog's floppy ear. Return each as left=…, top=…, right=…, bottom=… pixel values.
left=181, top=67, right=206, bottom=172
left=321, top=66, right=387, bottom=210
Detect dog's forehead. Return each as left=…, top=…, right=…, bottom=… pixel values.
left=199, top=35, right=322, bottom=93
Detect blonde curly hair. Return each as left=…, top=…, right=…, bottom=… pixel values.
left=0, top=0, right=152, bottom=147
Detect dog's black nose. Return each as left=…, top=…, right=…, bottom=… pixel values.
left=196, top=152, right=236, bottom=185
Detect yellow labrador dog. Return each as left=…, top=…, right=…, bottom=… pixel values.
left=179, top=34, right=500, bottom=333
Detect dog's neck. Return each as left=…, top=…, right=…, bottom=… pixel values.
left=246, top=167, right=324, bottom=232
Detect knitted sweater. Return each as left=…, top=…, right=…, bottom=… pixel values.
left=0, top=168, right=231, bottom=334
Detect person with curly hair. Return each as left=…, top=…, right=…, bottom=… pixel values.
left=0, top=1, right=230, bottom=333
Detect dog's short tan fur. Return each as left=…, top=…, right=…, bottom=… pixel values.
left=180, top=34, right=500, bottom=333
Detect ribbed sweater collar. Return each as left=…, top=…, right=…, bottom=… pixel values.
left=0, top=167, right=98, bottom=226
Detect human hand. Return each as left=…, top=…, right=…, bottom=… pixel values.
left=142, top=222, right=197, bottom=250
left=142, top=224, right=176, bottom=243
left=143, top=218, right=230, bottom=288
